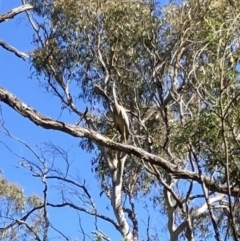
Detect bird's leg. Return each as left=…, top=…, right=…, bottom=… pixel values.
left=123, top=126, right=127, bottom=143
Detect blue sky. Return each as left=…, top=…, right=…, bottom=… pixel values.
left=0, top=1, right=171, bottom=241
left=0, top=1, right=119, bottom=240
left=0, top=1, right=215, bottom=241
left=2, top=0, right=221, bottom=241
left=0, top=0, right=224, bottom=240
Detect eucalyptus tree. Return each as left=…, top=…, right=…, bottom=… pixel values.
left=0, top=173, right=44, bottom=241
left=1, top=0, right=240, bottom=240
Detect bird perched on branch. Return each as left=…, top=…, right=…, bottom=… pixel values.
left=111, top=81, right=130, bottom=143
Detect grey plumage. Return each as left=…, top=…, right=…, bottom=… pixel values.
left=112, top=82, right=130, bottom=143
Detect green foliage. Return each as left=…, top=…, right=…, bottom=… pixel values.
left=0, top=174, right=43, bottom=241
left=6, top=0, right=240, bottom=240
left=28, top=0, right=240, bottom=190
left=0, top=177, right=25, bottom=212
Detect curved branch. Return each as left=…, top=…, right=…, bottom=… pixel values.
left=0, top=40, right=29, bottom=59
left=0, top=205, right=43, bottom=232
left=0, top=4, right=33, bottom=23
left=47, top=202, right=119, bottom=230
left=0, top=86, right=239, bottom=197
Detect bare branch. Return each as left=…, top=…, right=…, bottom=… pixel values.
left=16, top=220, right=42, bottom=241
left=0, top=4, right=33, bottom=23
left=47, top=202, right=119, bottom=230
left=0, top=85, right=239, bottom=197
left=0, top=205, right=43, bottom=232
left=0, top=39, right=29, bottom=60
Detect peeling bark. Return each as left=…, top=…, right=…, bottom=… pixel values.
left=0, top=86, right=239, bottom=198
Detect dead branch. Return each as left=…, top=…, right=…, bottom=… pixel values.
left=0, top=39, right=29, bottom=59
left=0, top=4, right=33, bottom=23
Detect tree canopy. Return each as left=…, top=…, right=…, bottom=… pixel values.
left=1, top=0, right=240, bottom=240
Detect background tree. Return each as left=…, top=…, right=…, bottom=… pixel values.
left=1, top=0, right=240, bottom=240
left=0, top=172, right=44, bottom=241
